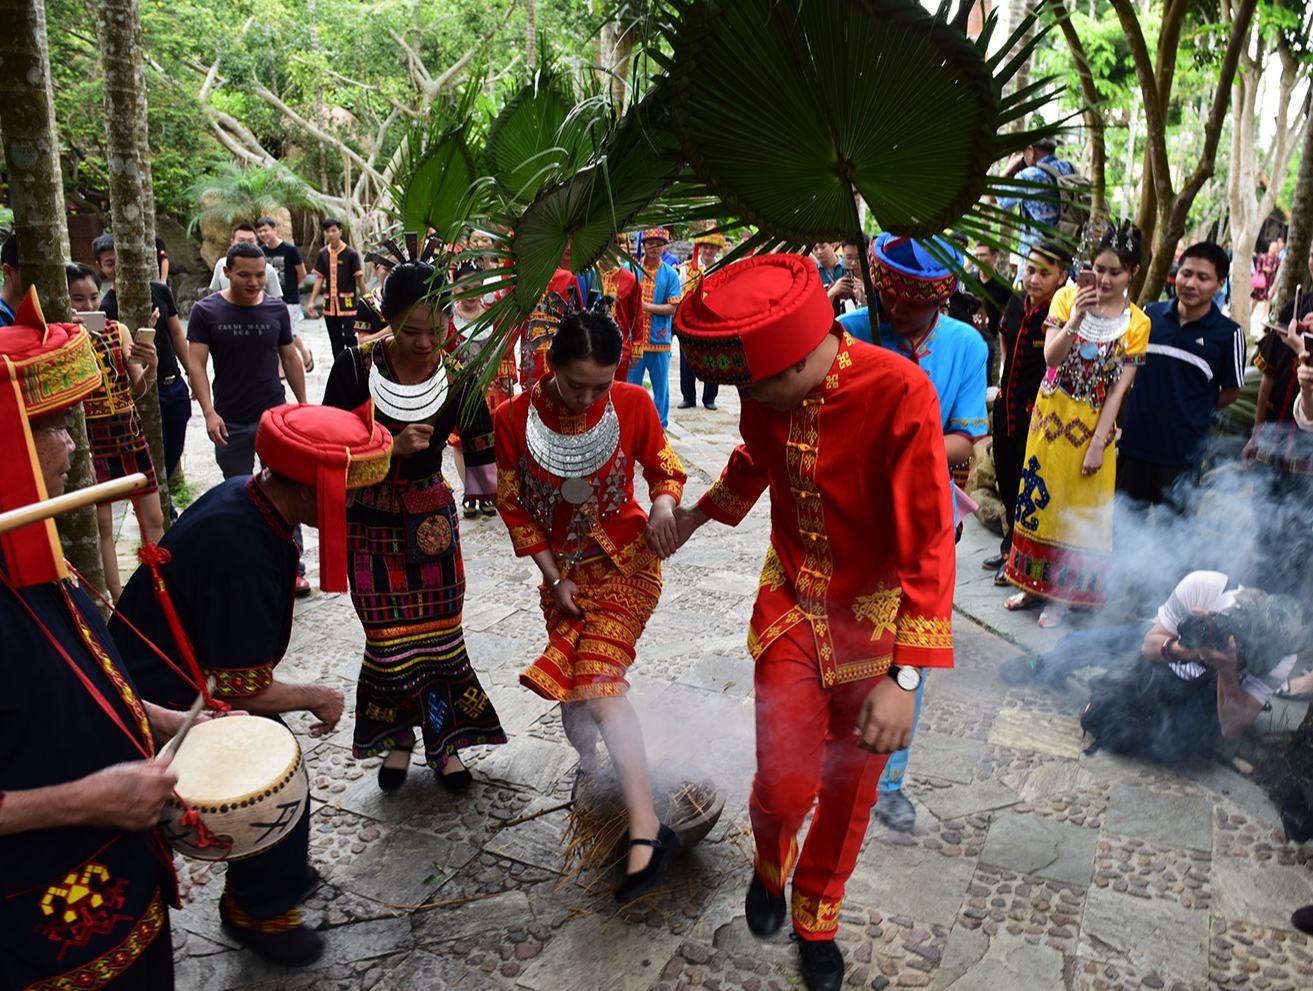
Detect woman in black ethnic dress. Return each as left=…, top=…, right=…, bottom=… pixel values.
left=322, top=260, right=505, bottom=792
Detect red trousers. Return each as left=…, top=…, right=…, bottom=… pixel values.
left=750, top=625, right=890, bottom=941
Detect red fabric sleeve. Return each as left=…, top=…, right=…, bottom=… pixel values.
left=493, top=399, right=549, bottom=557
left=888, top=375, right=956, bottom=668
left=630, top=391, right=686, bottom=504
left=698, top=409, right=769, bottom=525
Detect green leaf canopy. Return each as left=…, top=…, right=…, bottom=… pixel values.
left=667, top=0, right=1000, bottom=240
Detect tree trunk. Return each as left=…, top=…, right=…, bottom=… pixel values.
left=1047, top=0, right=1106, bottom=218
left=525, top=0, right=537, bottom=67
left=1272, top=117, right=1313, bottom=317
left=0, top=0, right=106, bottom=593
left=99, top=0, right=173, bottom=530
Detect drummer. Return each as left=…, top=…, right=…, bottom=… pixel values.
left=0, top=289, right=197, bottom=990
left=110, top=402, right=392, bottom=967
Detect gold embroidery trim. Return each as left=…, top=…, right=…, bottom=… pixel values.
left=852, top=585, right=901, bottom=642
left=894, top=614, right=953, bottom=649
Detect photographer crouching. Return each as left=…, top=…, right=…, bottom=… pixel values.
left=1079, top=572, right=1308, bottom=762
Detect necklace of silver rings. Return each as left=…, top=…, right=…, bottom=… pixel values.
left=525, top=398, right=620, bottom=505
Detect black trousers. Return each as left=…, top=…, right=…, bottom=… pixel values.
left=324, top=315, right=356, bottom=359
left=992, top=427, right=1028, bottom=555
left=1115, top=454, right=1191, bottom=511
left=679, top=353, right=719, bottom=406
left=1251, top=465, right=1313, bottom=596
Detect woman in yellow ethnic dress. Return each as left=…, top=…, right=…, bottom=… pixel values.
left=1003, top=225, right=1150, bottom=627
left=494, top=303, right=688, bottom=904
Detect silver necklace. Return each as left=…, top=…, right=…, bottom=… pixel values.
left=526, top=397, right=620, bottom=505
left=1079, top=305, right=1131, bottom=344
left=368, top=361, right=449, bottom=422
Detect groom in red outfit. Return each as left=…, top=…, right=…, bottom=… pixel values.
left=671, top=254, right=956, bottom=991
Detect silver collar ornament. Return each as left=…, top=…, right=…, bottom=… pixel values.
left=526, top=399, right=620, bottom=505
left=368, top=362, right=449, bottom=422
left=1077, top=306, right=1131, bottom=345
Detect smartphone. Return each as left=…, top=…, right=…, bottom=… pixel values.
left=134, top=327, right=156, bottom=344
left=1077, top=268, right=1096, bottom=291
left=1303, top=333, right=1313, bottom=366
left=81, top=310, right=107, bottom=334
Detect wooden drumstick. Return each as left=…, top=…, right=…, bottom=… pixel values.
left=0, top=474, right=149, bottom=536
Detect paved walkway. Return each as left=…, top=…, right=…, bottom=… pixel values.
left=124, top=318, right=1313, bottom=990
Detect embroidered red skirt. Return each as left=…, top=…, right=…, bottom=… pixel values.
left=522, top=552, right=662, bottom=702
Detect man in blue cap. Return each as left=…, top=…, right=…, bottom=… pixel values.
left=838, top=232, right=988, bottom=831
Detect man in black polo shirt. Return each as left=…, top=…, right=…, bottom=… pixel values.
left=1118, top=241, right=1244, bottom=509
left=93, top=234, right=193, bottom=481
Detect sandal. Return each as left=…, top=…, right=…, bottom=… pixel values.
left=462, top=497, right=478, bottom=519
left=1005, top=591, right=1039, bottom=612
left=480, top=498, right=497, bottom=518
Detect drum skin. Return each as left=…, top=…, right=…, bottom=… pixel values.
left=159, top=717, right=308, bottom=861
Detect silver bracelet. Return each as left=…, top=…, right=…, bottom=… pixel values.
left=548, top=577, right=563, bottom=591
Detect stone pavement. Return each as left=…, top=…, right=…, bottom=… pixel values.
left=127, top=318, right=1313, bottom=990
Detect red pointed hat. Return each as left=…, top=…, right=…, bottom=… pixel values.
left=674, top=253, right=834, bottom=385
left=0, top=288, right=102, bottom=587
left=255, top=402, right=392, bottom=592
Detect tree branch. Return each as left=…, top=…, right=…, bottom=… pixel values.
left=249, top=80, right=389, bottom=186
left=1109, top=0, right=1173, bottom=205
left=1046, top=0, right=1106, bottom=218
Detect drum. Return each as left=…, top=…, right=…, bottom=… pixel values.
left=160, top=716, right=308, bottom=861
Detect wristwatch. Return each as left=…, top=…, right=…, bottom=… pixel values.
left=887, top=664, right=922, bottom=692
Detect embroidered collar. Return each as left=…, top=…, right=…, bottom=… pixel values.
left=247, top=476, right=294, bottom=542
left=888, top=315, right=938, bottom=363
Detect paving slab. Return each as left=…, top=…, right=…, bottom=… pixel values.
left=335, top=825, right=480, bottom=904
left=915, top=777, right=1021, bottom=822
left=1078, top=885, right=1209, bottom=984
left=482, top=799, right=571, bottom=874
left=844, top=844, right=979, bottom=927
left=516, top=912, right=683, bottom=991
left=411, top=889, right=534, bottom=944
left=978, top=811, right=1099, bottom=886
left=376, top=950, right=509, bottom=991
left=474, top=734, right=578, bottom=793
left=934, top=927, right=1067, bottom=991
left=1210, top=853, right=1313, bottom=931
left=1102, top=782, right=1213, bottom=852
left=907, top=730, right=987, bottom=785
left=987, top=704, right=1085, bottom=759
left=1000, top=757, right=1100, bottom=804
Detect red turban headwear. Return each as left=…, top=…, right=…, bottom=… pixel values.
left=255, top=402, right=393, bottom=592
left=674, top=253, right=835, bottom=385
left=0, top=288, right=102, bottom=586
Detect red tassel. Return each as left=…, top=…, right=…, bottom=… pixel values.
left=178, top=806, right=231, bottom=853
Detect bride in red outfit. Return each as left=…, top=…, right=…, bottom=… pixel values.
left=493, top=300, right=687, bottom=902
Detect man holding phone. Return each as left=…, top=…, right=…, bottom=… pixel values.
left=827, top=238, right=868, bottom=315
left=1118, top=242, right=1245, bottom=510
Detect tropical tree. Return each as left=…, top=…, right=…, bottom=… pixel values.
left=1271, top=112, right=1313, bottom=318
left=186, top=162, right=327, bottom=234
left=100, top=0, right=172, bottom=527
left=0, top=0, right=105, bottom=592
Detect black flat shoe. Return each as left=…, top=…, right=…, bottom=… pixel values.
left=437, top=766, right=473, bottom=792
left=982, top=553, right=1006, bottom=570
left=745, top=873, right=786, bottom=936
left=1293, top=904, right=1313, bottom=934
left=479, top=499, right=498, bottom=518
left=377, top=749, right=411, bottom=792
left=219, top=901, right=325, bottom=968
left=677, top=401, right=696, bottom=409
left=993, top=563, right=1010, bottom=586
left=797, top=938, right=845, bottom=991
left=614, top=824, right=680, bottom=904
left=703, top=401, right=718, bottom=411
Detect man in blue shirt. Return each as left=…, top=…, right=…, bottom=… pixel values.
left=839, top=233, right=988, bottom=833
left=1118, top=241, right=1244, bottom=509
left=628, top=227, right=683, bottom=427
left=996, top=138, right=1076, bottom=270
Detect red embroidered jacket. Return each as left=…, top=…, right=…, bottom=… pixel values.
left=495, top=379, right=686, bottom=575
left=698, top=332, right=957, bottom=686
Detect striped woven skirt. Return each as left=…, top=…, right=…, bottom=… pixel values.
left=347, top=477, right=505, bottom=768
left=523, top=550, right=662, bottom=702
left=87, top=409, right=157, bottom=493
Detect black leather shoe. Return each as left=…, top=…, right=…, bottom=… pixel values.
left=677, top=400, right=696, bottom=409
left=436, top=766, right=473, bottom=792
left=377, top=749, right=411, bottom=792
left=1293, top=903, right=1313, bottom=934
left=703, top=401, right=718, bottom=411
left=797, top=938, right=844, bottom=991
left=745, top=873, right=786, bottom=936
left=982, top=553, right=1006, bottom=570
left=219, top=901, right=325, bottom=968
left=614, top=824, right=680, bottom=903
left=993, top=563, right=1010, bottom=586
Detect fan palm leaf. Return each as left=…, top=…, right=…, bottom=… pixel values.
left=400, top=127, right=484, bottom=244
left=185, top=162, right=326, bottom=235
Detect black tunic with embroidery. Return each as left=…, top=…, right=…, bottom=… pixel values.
left=0, top=572, right=173, bottom=990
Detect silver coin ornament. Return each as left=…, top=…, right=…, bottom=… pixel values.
left=561, top=477, right=594, bottom=505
